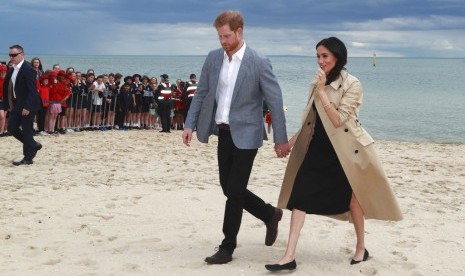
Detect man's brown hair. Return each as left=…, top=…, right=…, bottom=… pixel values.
left=214, top=10, right=244, bottom=31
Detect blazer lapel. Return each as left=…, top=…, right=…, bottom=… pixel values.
left=230, top=48, right=251, bottom=103
left=15, top=62, right=26, bottom=82
left=211, top=50, right=223, bottom=94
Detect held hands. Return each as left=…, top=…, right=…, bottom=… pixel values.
left=22, top=108, right=30, bottom=116
left=274, top=143, right=290, bottom=158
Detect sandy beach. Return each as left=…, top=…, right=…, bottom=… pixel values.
left=1, top=130, right=464, bottom=276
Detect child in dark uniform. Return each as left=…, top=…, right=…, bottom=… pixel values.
left=117, top=83, right=133, bottom=130
left=140, top=75, right=154, bottom=129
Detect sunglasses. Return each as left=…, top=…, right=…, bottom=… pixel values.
left=9, top=52, right=23, bottom=58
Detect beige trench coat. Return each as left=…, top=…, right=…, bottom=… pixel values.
left=278, top=71, right=403, bottom=221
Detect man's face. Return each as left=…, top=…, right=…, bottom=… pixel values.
left=9, top=48, right=24, bottom=65
left=216, top=24, right=242, bottom=53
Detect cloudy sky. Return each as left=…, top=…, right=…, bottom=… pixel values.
left=1, top=0, right=464, bottom=57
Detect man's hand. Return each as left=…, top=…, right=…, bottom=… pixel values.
left=22, top=108, right=30, bottom=116
left=182, top=128, right=193, bottom=146
left=274, top=143, right=290, bottom=158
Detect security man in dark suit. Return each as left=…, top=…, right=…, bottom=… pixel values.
left=3, top=45, right=42, bottom=165
left=155, top=74, right=173, bottom=133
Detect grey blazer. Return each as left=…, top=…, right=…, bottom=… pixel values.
left=185, top=46, right=288, bottom=149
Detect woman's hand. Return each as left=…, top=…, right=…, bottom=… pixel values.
left=315, top=68, right=326, bottom=93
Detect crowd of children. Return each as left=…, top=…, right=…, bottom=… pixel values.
left=0, top=57, right=199, bottom=137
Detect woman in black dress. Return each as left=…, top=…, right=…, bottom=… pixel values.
left=265, top=37, right=402, bottom=272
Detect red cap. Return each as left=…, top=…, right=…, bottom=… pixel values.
left=57, top=70, right=66, bottom=76
left=0, top=64, right=7, bottom=71
left=39, top=74, right=49, bottom=81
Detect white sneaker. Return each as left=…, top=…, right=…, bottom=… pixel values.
left=66, top=128, right=74, bottom=133
left=40, top=131, right=50, bottom=136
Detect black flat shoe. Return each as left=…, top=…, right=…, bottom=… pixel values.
left=350, top=249, right=369, bottom=265
left=265, top=260, right=296, bottom=271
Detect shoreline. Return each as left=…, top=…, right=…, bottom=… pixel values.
left=1, top=130, right=464, bottom=275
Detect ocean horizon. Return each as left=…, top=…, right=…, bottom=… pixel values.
left=1, top=55, right=464, bottom=144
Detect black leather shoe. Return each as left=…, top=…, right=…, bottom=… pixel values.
left=265, top=260, right=297, bottom=271
left=265, top=208, right=283, bottom=246
left=31, top=142, right=43, bottom=159
left=350, top=249, right=369, bottom=265
left=204, top=248, right=232, bottom=264
left=12, top=159, right=33, bottom=166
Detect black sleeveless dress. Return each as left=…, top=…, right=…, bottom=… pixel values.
left=287, top=104, right=352, bottom=215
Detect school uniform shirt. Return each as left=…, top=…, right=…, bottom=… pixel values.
left=92, top=81, right=106, bottom=105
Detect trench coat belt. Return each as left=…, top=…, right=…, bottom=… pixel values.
left=217, top=123, right=230, bottom=131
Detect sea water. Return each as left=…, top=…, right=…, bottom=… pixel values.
left=2, top=55, right=463, bottom=144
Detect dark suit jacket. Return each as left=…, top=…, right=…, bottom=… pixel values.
left=3, top=61, right=41, bottom=112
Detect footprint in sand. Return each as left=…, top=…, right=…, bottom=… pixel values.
left=77, top=258, right=98, bottom=268
left=43, top=259, right=61, bottom=265
left=87, top=228, right=101, bottom=236
left=105, top=203, right=116, bottom=209
left=394, top=236, right=420, bottom=249
left=402, top=262, right=417, bottom=270
left=339, top=247, right=352, bottom=255
left=121, top=263, right=141, bottom=272
left=359, top=266, right=378, bottom=275
left=153, top=244, right=175, bottom=252
left=108, top=236, right=118, bottom=242
left=22, top=246, right=41, bottom=257
left=391, top=250, right=408, bottom=261
left=318, top=229, right=331, bottom=238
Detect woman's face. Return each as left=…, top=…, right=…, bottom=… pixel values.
left=32, top=59, right=40, bottom=69
left=317, top=45, right=337, bottom=76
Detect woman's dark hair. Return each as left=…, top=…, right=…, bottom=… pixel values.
left=30, top=57, right=44, bottom=72
left=316, top=37, right=347, bottom=85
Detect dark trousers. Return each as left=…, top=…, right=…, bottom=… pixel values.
left=115, top=108, right=124, bottom=128
left=159, top=100, right=171, bottom=132
left=8, top=109, right=38, bottom=161
left=217, top=129, right=274, bottom=254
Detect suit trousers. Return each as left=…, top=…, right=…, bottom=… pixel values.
left=8, top=109, right=38, bottom=161
left=158, top=100, right=171, bottom=132
left=217, top=129, right=274, bottom=254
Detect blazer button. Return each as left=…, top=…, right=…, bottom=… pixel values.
left=344, top=128, right=348, bottom=132
left=355, top=150, right=359, bottom=154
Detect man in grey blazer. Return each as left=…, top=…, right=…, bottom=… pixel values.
left=182, top=10, right=290, bottom=264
